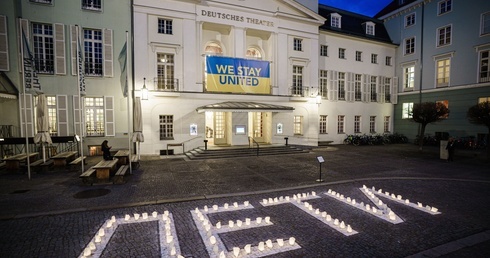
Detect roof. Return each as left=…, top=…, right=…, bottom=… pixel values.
left=374, top=0, right=418, bottom=19
left=318, top=4, right=393, bottom=45
left=0, top=72, right=18, bottom=100
left=196, top=101, right=294, bottom=113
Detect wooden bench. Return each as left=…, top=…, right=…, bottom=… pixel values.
left=93, top=159, right=118, bottom=180
left=51, top=151, right=78, bottom=166
left=131, top=155, right=140, bottom=169
left=79, top=168, right=96, bottom=185
left=69, top=156, right=87, bottom=165
left=114, top=150, right=129, bottom=165
left=31, top=159, right=54, bottom=173
left=113, top=165, right=129, bottom=184
left=4, top=153, right=39, bottom=170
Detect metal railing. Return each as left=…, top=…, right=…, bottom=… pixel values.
left=153, top=78, right=179, bottom=91
left=249, top=137, right=259, bottom=156
left=289, top=86, right=310, bottom=97
left=166, top=136, right=202, bottom=155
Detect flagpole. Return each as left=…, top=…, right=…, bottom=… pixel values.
left=125, top=31, right=132, bottom=174
left=76, top=25, right=85, bottom=173
left=20, top=20, right=31, bottom=180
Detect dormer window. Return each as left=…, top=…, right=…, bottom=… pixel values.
left=364, top=21, right=375, bottom=36
left=331, top=13, right=342, bottom=28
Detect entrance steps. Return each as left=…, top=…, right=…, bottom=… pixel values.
left=185, top=145, right=309, bottom=160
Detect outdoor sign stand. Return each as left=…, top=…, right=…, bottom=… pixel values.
left=316, top=156, right=325, bottom=182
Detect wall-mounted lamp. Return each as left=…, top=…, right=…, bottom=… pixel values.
left=141, top=77, right=148, bottom=100
left=316, top=94, right=322, bottom=105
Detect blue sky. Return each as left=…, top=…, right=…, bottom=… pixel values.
left=318, top=0, right=393, bottom=17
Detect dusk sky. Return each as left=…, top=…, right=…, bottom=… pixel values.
left=318, top=0, right=393, bottom=17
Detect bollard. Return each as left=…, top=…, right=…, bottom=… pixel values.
left=204, top=140, right=208, bottom=150
left=284, top=137, right=289, bottom=146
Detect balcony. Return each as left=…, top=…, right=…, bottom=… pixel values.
left=153, top=78, right=179, bottom=92
left=289, top=86, right=310, bottom=97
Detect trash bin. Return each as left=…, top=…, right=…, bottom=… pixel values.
left=440, top=140, right=448, bottom=160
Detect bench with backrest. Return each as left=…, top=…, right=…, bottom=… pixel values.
left=113, top=165, right=129, bottom=184
left=79, top=167, right=96, bottom=185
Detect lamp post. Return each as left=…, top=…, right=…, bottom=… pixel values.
left=141, top=77, right=148, bottom=100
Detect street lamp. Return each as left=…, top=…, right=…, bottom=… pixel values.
left=141, top=77, right=148, bottom=100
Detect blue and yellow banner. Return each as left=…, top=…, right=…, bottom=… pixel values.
left=206, top=56, right=270, bottom=94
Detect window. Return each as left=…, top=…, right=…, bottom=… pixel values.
left=32, top=23, right=54, bottom=74
left=47, top=96, right=57, bottom=136
left=479, top=50, right=490, bottom=83
left=438, top=0, right=452, bottom=15
left=246, top=47, right=262, bottom=59
left=370, top=76, right=377, bottom=102
left=337, top=115, right=345, bottom=134
left=355, top=74, right=362, bottom=101
left=319, top=70, right=328, bottom=98
left=331, top=14, right=341, bottom=28
left=384, top=78, right=391, bottom=102
left=384, top=116, right=390, bottom=133
left=293, top=38, right=302, bottom=51
left=482, top=12, right=490, bottom=35
left=355, top=51, right=362, bottom=61
left=205, top=42, right=223, bottom=55
left=436, top=58, right=450, bottom=87
left=159, top=115, right=174, bottom=140
left=85, top=97, right=105, bottom=136
left=437, top=100, right=449, bottom=118
left=437, top=25, right=451, bottom=47
left=354, top=116, right=361, bottom=133
left=479, top=97, right=490, bottom=103
left=405, top=13, right=416, bottom=27
left=405, top=37, right=415, bottom=55
left=369, top=116, right=376, bottom=133
left=292, top=65, right=303, bottom=96
left=320, top=45, right=328, bottom=57
left=371, top=54, right=378, bottom=64
left=294, top=116, right=303, bottom=135
left=157, top=53, right=175, bottom=90
left=403, top=65, right=415, bottom=89
left=83, top=28, right=103, bottom=76
left=158, top=18, right=173, bottom=35
left=365, top=23, right=375, bottom=36
left=338, top=48, right=346, bottom=59
left=402, top=103, right=413, bottom=119
left=319, top=115, right=327, bottom=134
left=386, top=56, right=392, bottom=66
left=82, top=0, right=101, bottom=11
left=338, top=72, right=345, bottom=100
left=30, top=0, right=52, bottom=4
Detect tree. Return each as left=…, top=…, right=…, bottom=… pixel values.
left=410, top=102, right=449, bottom=150
left=467, top=101, right=490, bottom=157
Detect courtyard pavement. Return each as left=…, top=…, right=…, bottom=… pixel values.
left=0, top=144, right=489, bottom=257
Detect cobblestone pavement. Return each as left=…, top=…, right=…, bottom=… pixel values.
left=0, top=144, right=489, bottom=257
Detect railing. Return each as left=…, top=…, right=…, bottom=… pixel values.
left=166, top=136, right=202, bottom=155
left=153, top=77, right=179, bottom=92
left=289, top=86, right=310, bottom=97
left=249, top=137, right=259, bottom=156
left=0, top=136, right=78, bottom=159
left=0, top=125, right=19, bottom=138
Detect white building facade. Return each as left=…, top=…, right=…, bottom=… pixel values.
left=134, top=0, right=397, bottom=155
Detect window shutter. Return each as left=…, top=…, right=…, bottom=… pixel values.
left=346, top=72, right=354, bottom=102
left=73, top=95, right=84, bottom=136
left=391, top=77, right=398, bottom=104
left=57, top=95, right=68, bottom=136
left=70, top=25, right=77, bottom=76
left=362, top=74, right=370, bottom=103
left=103, top=28, right=113, bottom=77
left=328, top=70, right=338, bottom=101
left=20, top=93, right=34, bottom=137
left=19, top=19, right=29, bottom=72
left=0, top=15, right=9, bottom=71
left=378, top=76, right=385, bottom=103
left=54, top=23, right=66, bottom=75
left=104, top=96, right=115, bottom=136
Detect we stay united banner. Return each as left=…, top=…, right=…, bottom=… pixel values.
left=206, top=56, right=270, bottom=94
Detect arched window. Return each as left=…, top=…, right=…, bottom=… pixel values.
left=205, top=42, right=223, bottom=55
left=246, top=47, right=262, bottom=59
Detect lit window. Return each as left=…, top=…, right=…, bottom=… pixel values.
left=320, top=45, right=328, bottom=57
left=82, top=0, right=101, bottom=11
left=384, top=116, right=390, bottom=133
left=405, top=13, right=415, bottom=27
left=437, top=100, right=449, bottom=118
left=319, top=70, right=328, bottom=98
left=478, top=97, right=490, bottom=103
left=83, top=28, right=103, bottom=76
left=85, top=97, right=105, bottom=136
left=157, top=53, right=175, bottom=90
left=293, top=38, right=302, bottom=51
left=402, top=103, right=413, bottom=119
left=437, top=25, right=451, bottom=47
left=438, top=0, right=452, bottom=15
left=159, top=115, right=174, bottom=140
left=246, top=47, right=262, bottom=59
left=158, top=18, right=173, bottom=35
left=319, top=115, right=327, bottom=134
left=370, top=116, right=376, bottom=133
left=30, top=0, right=52, bottom=4
left=479, top=50, right=489, bottom=83
left=337, top=115, right=345, bottom=134
left=339, top=48, right=346, bottom=59
left=405, top=37, right=415, bottom=55
left=292, top=65, right=304, bottom=96
left=294, top=116, right=303, bottom=135
left=47, top=96, right=57, bottom=136
left=354, top=116, right=361, bottom=133
left=436, top=58, right=450, bottom=87
left=403, top=65, right=415, bottom=89
left=356, top=51, right=362, bottom=62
